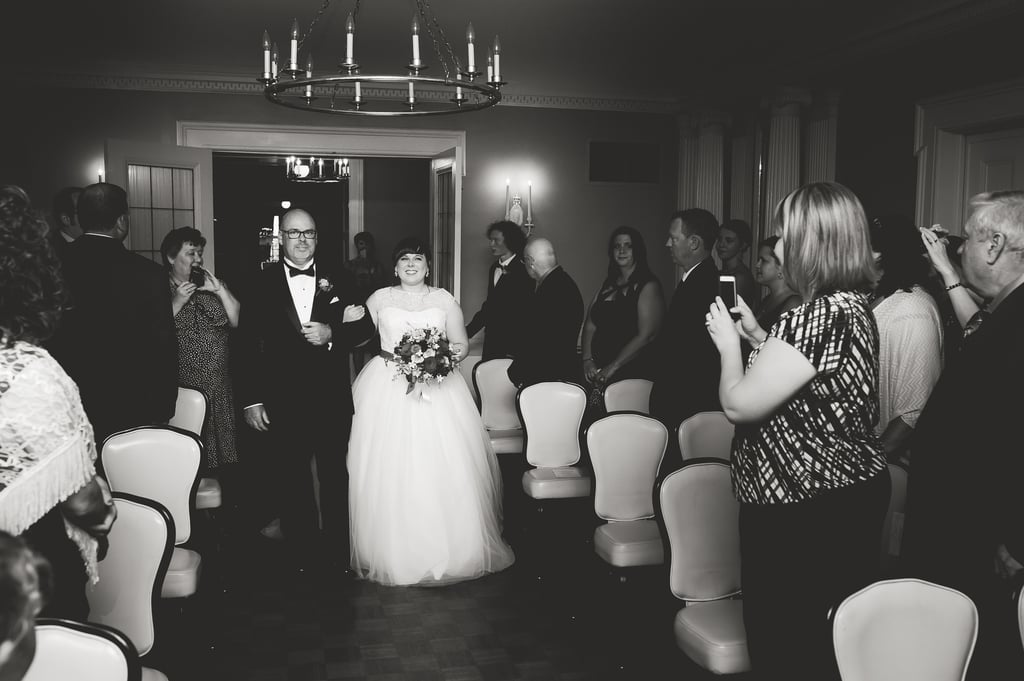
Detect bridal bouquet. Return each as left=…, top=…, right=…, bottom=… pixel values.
left=388, top=326, right=459, bottom=395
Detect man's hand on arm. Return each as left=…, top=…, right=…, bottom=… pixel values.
left=244, top=404, right=271, bottom=432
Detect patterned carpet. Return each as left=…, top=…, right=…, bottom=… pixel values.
left=140, top=461, right=745, bottom=681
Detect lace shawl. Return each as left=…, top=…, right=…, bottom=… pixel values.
left=0, top=342, right=100, bottom=581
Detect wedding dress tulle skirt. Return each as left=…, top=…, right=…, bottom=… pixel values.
left=348, top=356, right=515, bottom=586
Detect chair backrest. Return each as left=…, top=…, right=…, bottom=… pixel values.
left=588, top=413, right=667, bottom=521
left=678, top=411, right=734, bottom=462
left=833, top=578, right=978, bottom=681
left=881, top=462, right=908, bottom=561
left=460, top=354, right=483, bottom=404
left=518, top=382, right=587, bottom=468
left=1019, top=583, right=1024, bottom=651
left=101, top=426, right=202, bottom=544
left=24, top=619, right=141, bottom=681
left=660, top=460, right=741, bottom=601
left=87, top=494, right=173, bottom=657
left=474, top=359, right=521, bottom=430
left=167, top=386, right=207, bottom=437
left=603, top=379, right=653, bottom=415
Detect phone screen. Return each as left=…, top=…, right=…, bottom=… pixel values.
left=189, top=267, right=205, bottom=287
left=718, top=276, right=737, bottom=310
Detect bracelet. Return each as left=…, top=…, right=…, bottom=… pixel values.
left=944, top=282, right=963, bottom=292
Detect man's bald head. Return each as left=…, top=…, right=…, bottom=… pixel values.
left=280, top=208, right=317, bottom=267
left=524, top=237, right=558, bottom=281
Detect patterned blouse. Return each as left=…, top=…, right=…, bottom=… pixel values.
left=731, top=291, right=886, bottom=505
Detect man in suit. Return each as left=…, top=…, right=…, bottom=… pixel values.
left=904, top=190, right=1024, bottom=677
left=466, top=220, right=533, bottom=360
left=508, top=237, right=584, bottom=388
left=49, top=182, right=178, bottom=444
left=49, top=186, right=82, bottom=263
left=649, top=208, right=721, bottom=465
left=241, top=208, right=374, bottom=568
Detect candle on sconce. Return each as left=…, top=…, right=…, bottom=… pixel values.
left=289, top=19, right=299, bottom=71
left=345, top=13, right=355, bottom=63
left=492, top=35, right=501, bottom=82
left=527, top=181, right=533, bottom=223
left=466, top=23, right=475, bottom=73
left=411, top=15, right=421, bottom=65
left=98, top=168, right=105, bottom=183
left=504, top=178, right=511, bottom=219
left=262, top=30, right=272, bottom=79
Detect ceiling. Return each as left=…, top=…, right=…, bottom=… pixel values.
left=5, top=0, right=1020, bottom=105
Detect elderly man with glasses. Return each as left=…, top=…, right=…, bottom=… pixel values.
left=240, top=208, right=374, bottom=574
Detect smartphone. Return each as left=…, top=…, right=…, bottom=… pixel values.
left=718, top=275, right=737, bottom=310
left=189, top=267, right=205, bottom=287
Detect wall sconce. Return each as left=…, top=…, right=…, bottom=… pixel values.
left=503, top=178, right=535, bottom=236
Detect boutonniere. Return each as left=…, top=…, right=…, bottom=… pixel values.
left=317, top=277, right=334, bottom=294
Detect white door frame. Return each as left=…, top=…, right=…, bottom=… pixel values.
left=176, top=120, right=466, bottom=270
left=914, top=78, right=1024, bottom=234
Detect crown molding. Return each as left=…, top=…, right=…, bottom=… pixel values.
left=5, top=69, right=680, bottom=115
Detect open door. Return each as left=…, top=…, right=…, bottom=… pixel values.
left=105, top=140, right=215, bottom=271
left=429, top=147, right=462, bottom=300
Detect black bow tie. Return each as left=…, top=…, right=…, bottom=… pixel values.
left=287, top=264, right=315, bottom=278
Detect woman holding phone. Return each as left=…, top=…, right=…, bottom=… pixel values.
left=705, top=182, right=889, bottom=679
left=161, top=226, right=241, bottom=473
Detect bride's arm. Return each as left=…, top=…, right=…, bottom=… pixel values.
left=444, top=296, right=471, bottom=362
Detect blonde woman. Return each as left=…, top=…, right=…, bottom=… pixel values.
left=705, top=182, right=889, bottom=680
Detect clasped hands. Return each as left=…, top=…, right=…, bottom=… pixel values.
left=301, top=304, right=366, bottom=346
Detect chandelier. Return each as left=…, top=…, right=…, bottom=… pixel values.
left=286, top=156, right=350, bottom=182
left=258, top=0, right=505, bottom=117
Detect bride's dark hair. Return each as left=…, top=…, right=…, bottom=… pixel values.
left=391, top=237, right=431, bottom=266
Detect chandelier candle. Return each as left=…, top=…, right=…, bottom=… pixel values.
left=345, top=13, right=355, bottom=64
left=262, top=31, right=272, bottom=79
left=289, top=19, right=299, bottom=71
left=466, top=23, right=475, bottom=73
left=354, top=81, right=361, bottom=103
left=304, top=55, right=313, bottom=98
left=271, top=43, right=279, bottom=78
left=411, top=15, right=421, bottom=66
left=487, top=52, right=494, bottom=84
left=493, top=35, right=501, bottom=82
left=408, top=82, right=416, bottom=105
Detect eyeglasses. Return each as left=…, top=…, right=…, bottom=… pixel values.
left=283, top=229, right=318, bottom=240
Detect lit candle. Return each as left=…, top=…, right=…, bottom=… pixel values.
left=354, top=80, right=361, bottom=103
left=289, top=19, right=299, bottom=71
left=98, top=168, right=105, bottom=183
left=286, top=156, right=293, bottom=175
left=318, top=158, right=323, bottom=176
left=504, top=178, right=510, bottom=218
left=345, top=13, right=355, bottom=64
left=527, top=181, right=533, bottom=223
left=408, top=81, right=415, bottom=105
left=455, top=72, right=463, bottom=101
left=492, top=35, right=501, bottom=82
left=304, top=54, right=313, bottom=98
left=272, top=215, right=280, bottom=238
left=411, top=15, right=420, bottom=65
left=262, top=30, right=272, bottom=78
left=466, top=23, right=475, bottom=73
left=487, top=51, right=494, bottom=83
left=271, top=43, right=279, bottom=78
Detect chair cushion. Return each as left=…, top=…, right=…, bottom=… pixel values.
left=142, top=667, right=170, bottom=681
left=674, top=600, right=751, bottom=675
left=160, top=547, right=201, bottom=599
left=488, top=429, right=524, bottom=454
left=521, top=467, right=591, bottom=499
left=195, top=477, right=222, bottom=510
left=594, top=520, right=664, bottom=567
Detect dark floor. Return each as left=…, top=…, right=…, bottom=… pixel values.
left=142, top=457, right=747, bottom=681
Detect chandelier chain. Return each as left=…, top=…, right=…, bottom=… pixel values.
left=415, top=0, right=462, bottom=81
left=297, top=0, right=334, bottom=52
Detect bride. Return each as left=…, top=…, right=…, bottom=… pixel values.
left=348, top=237, right=515, bottom=586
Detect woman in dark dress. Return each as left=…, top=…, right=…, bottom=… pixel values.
left=752, top=235, right=801, bottom=329
left=581, top=226, right=665, bottom=396
left=161, top=227, right=241, bottom=471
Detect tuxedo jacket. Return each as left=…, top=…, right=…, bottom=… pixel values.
left=49, top=234, right=178, bottom=441
left=649, top=258, right=722, bottom=430
left=507, top=266, right=584, bottom=388
left=238, top=262, right=374, bottom=423
left=465, top=256, right=533, bottom=360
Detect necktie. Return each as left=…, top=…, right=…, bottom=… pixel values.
left=962, top=309, right=988, bottom=339
left=288, top=264, right=314, bottom=278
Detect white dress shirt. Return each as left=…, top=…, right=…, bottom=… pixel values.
left=284, top=258, right=315, bottom=324
left=493, top=254, right=516, bottom=287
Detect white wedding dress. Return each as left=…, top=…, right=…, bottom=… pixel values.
left=348, top=286, right=515, bottom=586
